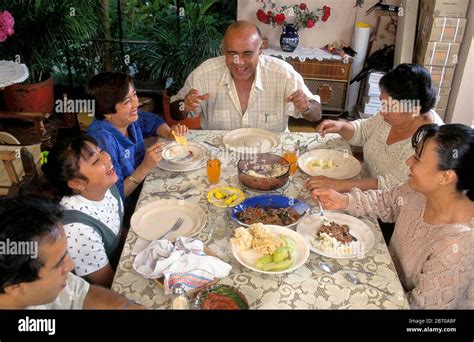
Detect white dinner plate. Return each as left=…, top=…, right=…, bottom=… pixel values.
left=222, top=128, right=280, bottom=154
left=231, top=225, right=310, bottom=274
left=298, top=149, right=361, bottom=179
left=157, top=158, right=206, bottom=172
left=162, top=141, right=207, bottom=165
left=131, top=199, right=207, bottom=241
left=296, top=212, right=375, bottom=259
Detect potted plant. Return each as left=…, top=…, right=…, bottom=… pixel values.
left=130, top=0, right=232, bottom=128
left=0, top=0, right=102, bottom=113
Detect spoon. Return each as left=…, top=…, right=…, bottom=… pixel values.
left=345, top=272, right=392, bottom=296
left=282, top=201, right=308, bottom=220
left=319, top=261, right=374, bottom=277
left=166, top=152, right=194, bottom=162
left=203, top=140, right=220, bottom=149
left=316, top=197, right=325, bottom=217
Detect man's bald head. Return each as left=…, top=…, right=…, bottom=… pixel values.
left=222, top=21, right=262, bottom=49
left=221, top=21, right=264, bottom=82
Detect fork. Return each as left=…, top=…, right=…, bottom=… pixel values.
left=169, top=171, right=181, bottom=178
left=151, top=186, right=191, bottom=196
left=158, top=217, right=184, bottom=240
left=299, top=135, right=320, bottom=153
left=203, top=140, right=220, bottom=149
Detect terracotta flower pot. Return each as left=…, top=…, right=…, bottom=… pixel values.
left=3, top=76, right=54, bottom=114
left=162, top=91, right=201, bottom=129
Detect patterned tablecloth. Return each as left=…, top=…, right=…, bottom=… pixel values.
left=112, top=130, right=410, bottom=309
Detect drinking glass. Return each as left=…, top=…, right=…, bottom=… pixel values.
left=282, top=144, right=298, bottom=173
left=207, top=157, right=221, bottom=184
left=244, top=140, right=262, bottom=155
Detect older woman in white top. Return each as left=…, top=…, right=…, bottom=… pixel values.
left=306, top=64, right=444, bottom=193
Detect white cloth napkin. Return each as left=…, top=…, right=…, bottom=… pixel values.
left=132, top=236, right=232, bottom=294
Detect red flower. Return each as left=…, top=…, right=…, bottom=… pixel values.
left=256, top=9, right=270, bottom=24
left=0, top=10, right=15, bottom=43
left=322, top=5, right=331, bottom=22
left=273, top=13, right=286, bottom=25
left=256, top=2, right=330, bottom=30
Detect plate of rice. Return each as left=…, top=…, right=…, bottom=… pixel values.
left=296, top=212, right=375, bottom=259
left=230, top=223, right=309, bottom=274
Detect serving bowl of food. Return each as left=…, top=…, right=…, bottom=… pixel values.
left=231, top=194, right=310, bottom=227
left=192, top=284, right=249, bottom=310
left=237, top=153, right=290, bottom=191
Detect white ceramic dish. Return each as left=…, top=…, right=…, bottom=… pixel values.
left=162, top=141, right=207, bottom=166
left=296, top=212, right=375, bottom=259
left=231, top=224, right=310, bottom=274
left=298, top=149, right=361, bottom=179
left=131, top=199, right=207, bottom=241
left=222, top=128, right=280, bottom=154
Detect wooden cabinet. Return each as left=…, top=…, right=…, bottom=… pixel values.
left=287, top=58, right=352, bottom=115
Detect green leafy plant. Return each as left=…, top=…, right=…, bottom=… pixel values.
left=130, top=0, right=231, bottom=94
left=0, top=0, right=103, bottom=84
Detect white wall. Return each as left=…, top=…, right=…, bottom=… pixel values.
left=394, top=0, right=419, bottom=64
left=237, top=0, right=400, bottom=48
left=445, top=1, right=474, bottom=126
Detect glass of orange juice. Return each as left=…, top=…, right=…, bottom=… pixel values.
left=207, top=154, right=221, bottom=184
left=282, top=144, right=298, bottom=173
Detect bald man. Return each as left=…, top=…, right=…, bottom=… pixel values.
left=170, top=21, right=321, bottom=132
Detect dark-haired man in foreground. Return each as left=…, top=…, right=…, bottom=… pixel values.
left=0, top=195, right=143, bottom=309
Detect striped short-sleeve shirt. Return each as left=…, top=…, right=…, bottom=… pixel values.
left=171, top=55, right=320, bottom=132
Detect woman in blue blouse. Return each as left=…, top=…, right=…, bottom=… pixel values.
left=86, top=72, right=188, bottom=203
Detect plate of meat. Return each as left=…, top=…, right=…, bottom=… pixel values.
left=230, top=195, right=310, bottom=227
left=296, top=212, right=375, bottom=259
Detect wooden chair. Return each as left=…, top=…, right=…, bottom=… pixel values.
left=0, top=131, right=43, bottom=196
left=0, top=149, right=20, bottom=195
left=5, top=147, right=44, bottom=197
left=0, top=111, right=51, bottom=147
left=7, top=147, right=34, bottom=196
left=0, top=111, right=52, bottom=148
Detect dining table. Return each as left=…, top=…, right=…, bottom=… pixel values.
left=111, top=129, right=410, bottom=309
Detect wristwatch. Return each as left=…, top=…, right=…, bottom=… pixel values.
left=128, top=175, right=141, bottom=185
left=300, top=106, right=311, bottom=115
left=299, top=102, right=312, bottom=115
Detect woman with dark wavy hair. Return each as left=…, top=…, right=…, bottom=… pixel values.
left=43, top=135, right=124, bottom=288
left=312, top=123, right=474, bottom=309
left=306, top=63, right=443, bottom=193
